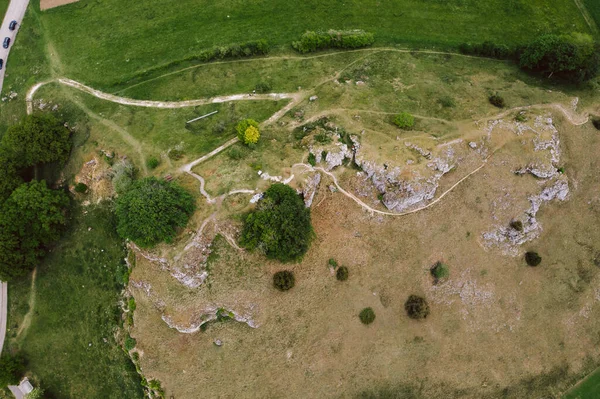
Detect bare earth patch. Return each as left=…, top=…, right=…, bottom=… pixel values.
left=40, top=0, right=79, bottom=11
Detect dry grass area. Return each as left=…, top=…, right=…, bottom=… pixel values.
left=40, top=0, right=79, bottom=11
left=128, top=105, right=600, bottom=397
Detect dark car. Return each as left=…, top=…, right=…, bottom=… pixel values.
left=0, top=59, right=3, bottom=70
left=8, top=20, right=16, bottom=31
left=3, top=37, right=9, bottom=49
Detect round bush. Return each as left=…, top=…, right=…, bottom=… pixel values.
left=236, top=119, right=260, bottom=145
left=146, top=156, right=160, bottom=169
left=359, top=307, right=376, bottom=325
left=593, top=119, right=600, bottom=131
left=393, top=112, right=415, bottom=129
left=525, top=251, right=542, bottom=266
left=74, top=182, right=88, bottom=193
left=273, top=270, right=295, bottom=291
left=510, top=220, right=524, bottom=232
left=430, top=262, right=449, bottom=281
left=489, top=94, right=505, bottom=108
left=404, top=295, right=430, bottom=319
left=336, top=266, right=349, bottom=281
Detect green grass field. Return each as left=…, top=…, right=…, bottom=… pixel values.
left=564, top=367, right=600, bottom=399
left=37, top=0, right=591, bottom=88
left=9, top=204, right=143, bottom=399
left=583, top=0, right=600, bottom=29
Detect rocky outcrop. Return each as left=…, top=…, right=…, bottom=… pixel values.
left=302, top=173, right=321, bottom=207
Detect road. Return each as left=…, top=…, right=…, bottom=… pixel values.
left=0, top=0, right=31, bottom=95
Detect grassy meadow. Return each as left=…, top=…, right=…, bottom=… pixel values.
left=565, top=368, right=600, bottom=399
left=583, top=0, right=600, bottom=29
left=7, top=204, right=143, bottom=399
left=36, top=0, right=592, bottom=88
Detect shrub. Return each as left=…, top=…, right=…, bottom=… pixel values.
left=489, top=94, right=505, bottom=108
left=515, top=111, right=527, bottom=122
left=328, top=258, right=338, bottom=268
left=459, top=41, right=514, bottom=59
left=25, top=387, right=44, bottom=399
left=0, top=354, right=24, bottom=387
left=255, top=82, right=272, bottom=93
left=227, top=146, right=247, bottom=160
left=519, top=33, right=600, bottom=82
left=510, top=220, right=524, bottom=231
left=74, top=182, right=88, bottom=193
left=308, top=153, right=316, bottom=166
left=438, top=96, right=456, bottom=108
left=394, top=112, right=415, bottom=129
left=404, top=295, right=430, bottom=319
left=336, top=266, right=349, bottom=281
left=168, top=148, right=185, bottom=160
left=525, top=251, right=542, bottom=266
left=146, top=156, right=160, bottom=169
left=116, top=177, right=195, bottom=248
left=273, top=270, right=295, bottom=291
left=236, top=119, right=260, bottom=145
left=124, top=335, right=137, bottom=351
left=111, top=159, right=136, bottom=194
left=430, top=262, right=449, bottom=281
left=359, top=307, right=376, bottom=324
left=292, top=30, right=375, bottom=53
left=240, top=183, right=313, bottom=262
left=593, top=119, right=600, bottom=130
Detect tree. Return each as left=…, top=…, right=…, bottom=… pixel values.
left=1, top=113, right=71, bottom=168
left=519, top=33, right=600, bottom=82
left=0, top=154, right=23, bottom=201
left=240, top=183, right=313, bottom=262
left=336, top=266, right=349, bottom=281
left=359, top=307, right=376, bottom=324
left=0, top=180, right=69, bottom=280
left=115, top=177, right=195, bottom=248
left=0, top=354, right=24, bottom=388
left=404, top=295, right=430, bottom=319
left=393, top=112, right=415, bottom=129
left=273, top=270, right=295, bottom=291
left=236, top=119, right=260, bottom=146
left=525, top=251, right=542, bottom=266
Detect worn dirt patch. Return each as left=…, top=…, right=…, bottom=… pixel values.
left=40, top=0, right=79, bottom=11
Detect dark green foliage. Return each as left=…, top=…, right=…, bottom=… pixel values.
left=394, top=112, right=415, bottom=129
left=124, top=336, right=137, bottom=351
left=115, top=177, right=195, bottom=248
left=314, top=132, right=331, bottom=144
left=519, top=33, right=600, bottom=82
left=0, top=113, right=71, bottom=168
left=308, top=152, right=316, bottom=166
left=336, top=266, right=349, bottom=281
left=273, top=270, right=295, bottom=291
left=128, top=297, right=137, bottom=312
left=515, top=111, right=527, bottom=122
left=294, top=118, right=329, bottom=140
left=458, top=41, right=514, bottom=59
left=328, top=258, right=338, bottom=268
left=254, top=81, right=272, bottom=93
left=525, top=251, right=542, bottom=266
left=0, top=354, right=24, bottom=388
left=359, top=307, right=376, bottom=325
left=240, top=183, right=313, bottom=262
left=404, top=295, right=430, bottom=319
left=74, top=182, right=88, bottom=193
left=510, top=220, right=524, bottom=231
left=0, top=180, right=69, bottom=281
left=146, top=156, right=160, bottom=169
left=430, top=262, right=449, bottom=281
left=489, top=93, right=505, bottom=108
left=438, top=96, right=456, bottom=108
left=592, top=119, right=600, bottom=130
left=216, top=307, right=234, bottom=322
left=168, top=148, right=184, bottom=160
left=292, top=30, right=374, bottom=53
left=0, top=155, right=23, bottom=200
left=227, top=146, right=247, bottom=160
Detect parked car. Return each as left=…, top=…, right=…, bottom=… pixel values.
left=0, top=59, right=3, bottom=70
left=3, top=37, right=9, bottom=49
left=8, top=20, right=16, bottom=31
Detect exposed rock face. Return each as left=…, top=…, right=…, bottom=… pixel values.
left=161, top=306, right=258, bottom=333
left=302, top=173, right=321, bottom=207
left=483, top=178, right=569, bottom=255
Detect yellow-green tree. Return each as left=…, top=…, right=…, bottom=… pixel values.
left=236, top=119, right=260, bottom=146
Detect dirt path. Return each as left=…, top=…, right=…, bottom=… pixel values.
left=15, top=268, right=36, bottom=340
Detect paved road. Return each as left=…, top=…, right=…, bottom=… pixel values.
left=0, top=0, right=30, bottom=95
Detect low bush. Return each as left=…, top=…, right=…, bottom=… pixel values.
left=404, top=295, right=430, bottom=319
left=336, top=266, right=349, bottom=281
left=525, top=251, right=542, bottom=266
left=227, top=146, right=247, bottom=160
left=74, top=182, right=88, bottom=193
left=394, top=112, right=415, bottom=129
left=111, top=159, right=136, bottom=194
left=0, top=354, right=24, bottom=387
left=308, top=153, right=316, bottom=166
left=489, top=93, right=505, bottom=108
left=146, top=156, right=160, bottom=169
left=593, top=119, right=600, bottom=130
left=292, top=30, right=375, bottom=53
left=438, top=96, right=456, bottom=108
left=236, top=119, right=260, bottom=146
left=510, top=220, right=524, bottom=231
left=430, top=262, right=449, bottom=281
left=359, top=307, right=376, bottom=325
left=273, top=270, right=295, bottom=291
left=124, top=336, right=137, bottom=351
left=212, top=121, right=226, bottom=134
left=314, top=132, right=331, bottom=144
left=168, top=148, right=185, bottom=160
left=458, top=41, right=514, bottom=59
left=328, top=258, right=338, bottom=268
left=255, top=82, right=272, bottom=93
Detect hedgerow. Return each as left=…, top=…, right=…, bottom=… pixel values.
left=292, top=30, right=375, bottom=53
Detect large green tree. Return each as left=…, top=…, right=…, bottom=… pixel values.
left=0, top=354, right=24, bottom=388
left=240, top=183, right=312, bottom=262
left=115, top=177, right=195, bottom=247
left=0, top=180, right=69, bottom=280
left=1, top=113, right=71, bottom=168
left=519, top=33, right=599, bottom=82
